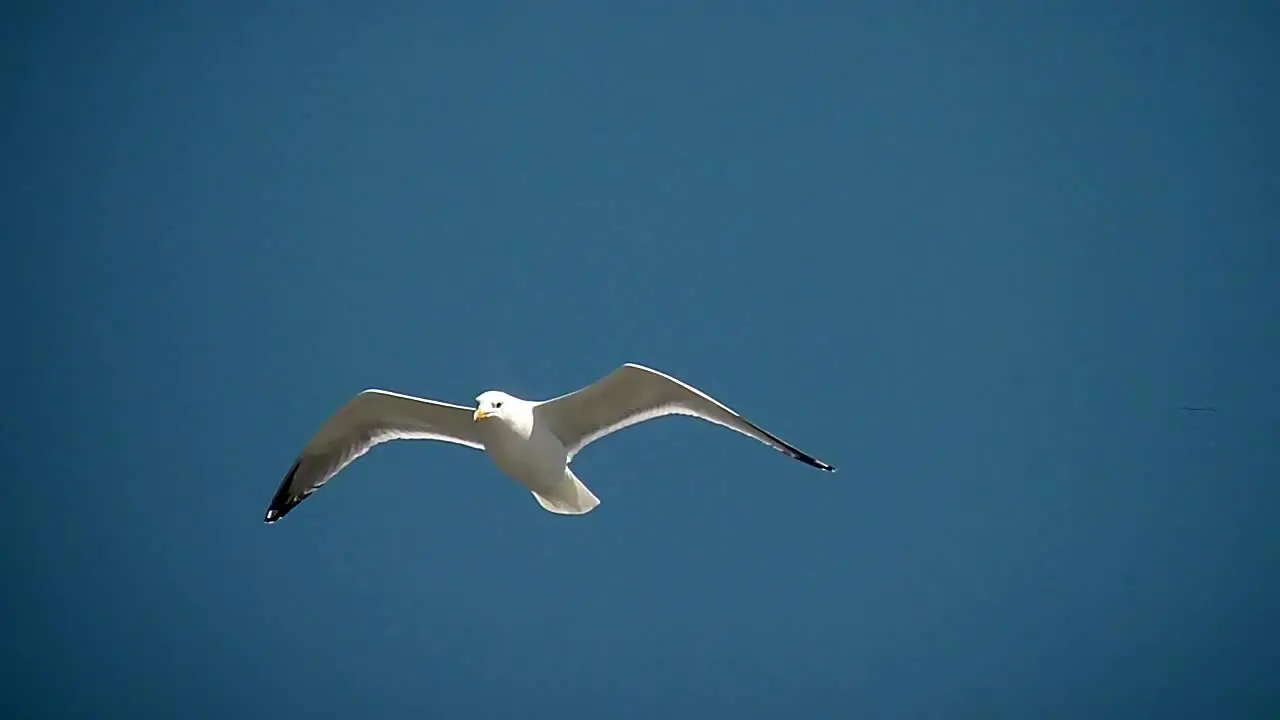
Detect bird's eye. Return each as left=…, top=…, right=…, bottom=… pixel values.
left=494, top=401, right=503, bottom=409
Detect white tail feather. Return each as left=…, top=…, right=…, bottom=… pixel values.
left=530, top=469, right=600, bottom=515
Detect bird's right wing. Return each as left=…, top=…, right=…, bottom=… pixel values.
left=264, top=389, right=483, bottom=523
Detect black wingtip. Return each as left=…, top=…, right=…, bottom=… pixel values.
left=264, top=459, right=304, bottom=524
left=808, top=457, right=838, bottom=473
left=739, top=416, right=837, bottom=474
left=787, top=448, right=836, bottom=472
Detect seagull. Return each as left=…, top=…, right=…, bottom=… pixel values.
left=264, top=363, right=835, bottom=523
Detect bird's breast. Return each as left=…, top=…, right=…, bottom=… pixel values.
left=481, top=421, right=566, bottom=483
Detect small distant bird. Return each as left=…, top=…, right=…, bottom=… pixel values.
left=1180, top=406, right=1216, bottom=412
left=264, top=363, right=836, bottom=523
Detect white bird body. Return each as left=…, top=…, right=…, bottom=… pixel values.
left=473, top=393, right=600, bottom=514
left=264, top=363, right=834, bottom=523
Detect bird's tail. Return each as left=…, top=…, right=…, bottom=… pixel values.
left=530, top=469, right=600, bottom=515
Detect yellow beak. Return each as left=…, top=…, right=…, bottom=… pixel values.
left=473, top=408, right=491, bottom=422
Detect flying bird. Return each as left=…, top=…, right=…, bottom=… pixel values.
left=264, top=363, right=835, bottom=523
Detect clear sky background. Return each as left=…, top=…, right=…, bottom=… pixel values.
left=5, top=2, right=1278, bottom=717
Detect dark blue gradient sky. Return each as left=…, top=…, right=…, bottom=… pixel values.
left=5, top=2, right=1279, bottom=717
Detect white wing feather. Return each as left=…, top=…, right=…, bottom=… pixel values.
left=264, top=389, right=483, bottom=522
left=535, top=364, right=835, bottom=471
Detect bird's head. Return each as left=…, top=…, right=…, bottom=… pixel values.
left=473, top=391, right=516, bottom=423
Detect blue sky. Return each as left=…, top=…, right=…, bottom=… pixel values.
left=5, top=2, right=1279, bottom=717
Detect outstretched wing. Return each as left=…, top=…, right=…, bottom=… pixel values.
left=535, top=363, right=835, bottom=471
left=264, top=389, right=483, bottom=523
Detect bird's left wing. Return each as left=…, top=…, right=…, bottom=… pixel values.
left=264, top=389, right=483, bottom=523
left=535, top=363, right=835, bottom=471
